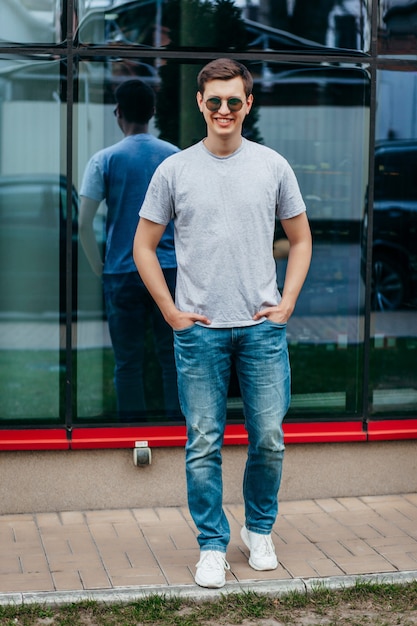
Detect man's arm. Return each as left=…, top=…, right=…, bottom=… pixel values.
left=79, top=196, right=104, bottom=277
left=133, top=218, right=210, bottom=329
left=254, top=212, right=312, bottom=323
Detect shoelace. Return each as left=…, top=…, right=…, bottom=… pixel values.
left=255, top=534, right=275, bottom=556
left=197, top=550, right=231, bottom=572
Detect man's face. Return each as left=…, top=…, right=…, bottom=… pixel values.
left=197, top=76, right=253, bottom=140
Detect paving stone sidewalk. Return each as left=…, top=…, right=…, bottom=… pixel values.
left=1, top=493, right=417, bottom=604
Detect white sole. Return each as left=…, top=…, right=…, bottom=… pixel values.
left=194, top=575, right=225, bottom=588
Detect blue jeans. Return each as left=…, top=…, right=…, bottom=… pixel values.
left=103, top=269, right=181, bottom=421
left=174, top=321, right=290, bottom=552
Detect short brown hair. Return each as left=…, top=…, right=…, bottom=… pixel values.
left=115, top=79, right=155, bottom=124
left=197, top=58, right=253, bottom=97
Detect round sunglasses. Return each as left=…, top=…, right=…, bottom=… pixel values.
left=204, top=97, right=244, bottom=112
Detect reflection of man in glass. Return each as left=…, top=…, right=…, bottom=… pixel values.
left=79, top=79, right=181, bottom=422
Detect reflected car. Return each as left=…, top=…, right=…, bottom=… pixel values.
left=274, top=218, right=363, bottom=316
left=0, top=174, right=105, bottom=318
left=363, top=140, right=417, bottom=311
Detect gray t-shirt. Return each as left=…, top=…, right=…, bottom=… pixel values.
left=140, top=137, right=306, bottom=328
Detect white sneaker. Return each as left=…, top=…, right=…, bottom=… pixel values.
left=240, top=526, right=278, bottom=571
left=195, top=550, right=230, bottom=588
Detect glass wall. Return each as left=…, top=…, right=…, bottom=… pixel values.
left=0, top=57, right=64, bottom=425
left=0, top=0, right=416, bottom=438
left=367, top=66, right=417, bottom=417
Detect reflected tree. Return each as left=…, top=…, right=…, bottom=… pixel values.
left=155, top=0, right=262, bottom=148
left=290, top=0, right=336, bottom=44
left=260, top=0, right=338, bottom=45
left=259, top=0, right=290, bottom=31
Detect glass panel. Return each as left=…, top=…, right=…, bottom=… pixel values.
left=78, top=0, right=371, bottom=53
left=378, top=0, right=417, bottom=58
left=0, top=58, right=65, bottom=425
left=74, top=58, right=369, bottom=425
left=254, top=61, right=370, bottom=418
left=1, top=0, right=65, bottom=45
left=75, top=58, right=182, bottom=424
left=367, top=68, right=417, bottom=416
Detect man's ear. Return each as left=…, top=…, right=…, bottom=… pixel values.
left=196, top=91, right=204, bottom=113
left=246, top=93, right=254, bottom=115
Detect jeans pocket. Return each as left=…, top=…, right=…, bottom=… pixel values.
left=173, top=323, right=196, bottom=335
left=264, top=319, right=287, bottom=329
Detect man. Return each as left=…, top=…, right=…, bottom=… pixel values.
left=133, top=59, right=312, bottom=587
left=79, top=79, right=181, bottom=421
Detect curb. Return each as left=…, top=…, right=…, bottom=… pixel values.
left=1, top=570, right=417, bottom=606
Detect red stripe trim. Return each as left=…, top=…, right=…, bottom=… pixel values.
left=1, top=419, right=416, bottom=451
left=0, top=429, right=68, bottom=450
left=70, top=421, right=366, bottom=449
left=367, top=419, right=417, bottom=441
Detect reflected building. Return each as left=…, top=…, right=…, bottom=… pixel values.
left=0, top=0, right=416, bottom=440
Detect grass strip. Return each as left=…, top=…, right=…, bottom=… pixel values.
left=0, top=580, right=416, bottom=625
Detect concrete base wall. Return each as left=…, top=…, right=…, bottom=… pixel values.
left=1, top=440, right=416, bottom=514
